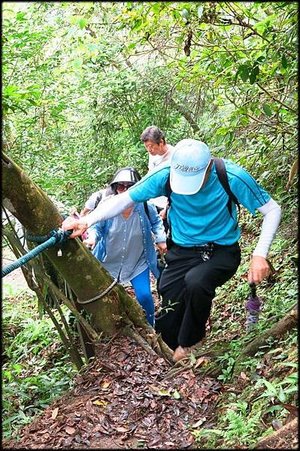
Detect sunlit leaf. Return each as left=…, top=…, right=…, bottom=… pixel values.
left=16, top=12, right=26, bottom=21
left=172, top=389, right=181, bottom=399
left=78, top=17, right=88, bottom=29
left=197, top=6, right=204, bottom=19
left=281, top=54, right=288, bottom=69
left=93, top=399, right=108, bottom=406
left=181, top=8, right=190, bottom=21
left=156, top=388, right=171, bottom=397
left=262, top=104, right=272, bottom=116
left=72, top=58, right=83, bottom=69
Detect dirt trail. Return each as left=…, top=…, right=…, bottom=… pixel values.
left=3, top=335, right=222, bottom=449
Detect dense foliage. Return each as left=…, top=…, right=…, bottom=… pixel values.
left=2, top=1, right=298, bottom=209
left=2, top=288, right=77, bottom=439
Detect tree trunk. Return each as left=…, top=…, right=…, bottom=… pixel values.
left=254, top=417, right=298, bottom=449
left=2, top=153, right=173, bottom=362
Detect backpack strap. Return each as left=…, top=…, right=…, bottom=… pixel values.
left=144, top=201, right=150, bottom=220
left=165, top=175, right=173, bottom=248
left=165, top=159, right=240, bottom=232
left=165, top=175, right=172, bottom=206
left=213, top=158, right=240, bottom=222
left=94, top=192, right=103, bottom=209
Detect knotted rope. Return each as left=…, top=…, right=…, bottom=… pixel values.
left=2, top=229, right=72, bottom=278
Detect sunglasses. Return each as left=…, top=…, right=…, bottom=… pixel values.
left=116, top=183, right=134, bottom=192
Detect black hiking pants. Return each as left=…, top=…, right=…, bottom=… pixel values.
left=155, top=242, right=241, bottom=350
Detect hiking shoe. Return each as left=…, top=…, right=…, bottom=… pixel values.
left=173, top=346, right=192, bottom=362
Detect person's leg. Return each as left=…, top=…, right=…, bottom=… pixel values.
left=177, top=243, right=241, bottom=348
left=155, top=245, right=202, bottom=350
left=156, top=249, right=165, bottom=295
left=156, top=243, right=241, bottom=354
left=131, top=268, right=155, bottom=327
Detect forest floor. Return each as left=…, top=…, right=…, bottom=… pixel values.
left=3, top=334, right=222, bottom=449
left=2, top=252, right=298, bottom=449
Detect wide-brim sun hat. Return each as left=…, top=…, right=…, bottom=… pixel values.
left=110, top=167, right=141, bottom=186
left=170, top=139, right=212, bottom=195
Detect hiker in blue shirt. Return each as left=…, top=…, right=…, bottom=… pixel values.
left=83, top=167, right=167, bottom=327
left=62, top=139, right=281, bottom=362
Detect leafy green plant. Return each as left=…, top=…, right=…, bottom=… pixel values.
left=193, top=400, right=265, bottom=448
left=216, top=351, right=237, bottom=383
left=254, top=372, right=298, bottom=404
left=2, top=291, right=77, bottom=440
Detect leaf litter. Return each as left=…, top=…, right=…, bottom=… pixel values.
left=3, top=335, right=222, bottom=449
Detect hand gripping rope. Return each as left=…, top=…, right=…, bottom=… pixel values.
left=2, top=229, right=72, bottom=278
left=2, top=227, right=118, bottom=304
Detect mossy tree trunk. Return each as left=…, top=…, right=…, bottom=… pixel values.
left=2, top=153, right=172, bottom=362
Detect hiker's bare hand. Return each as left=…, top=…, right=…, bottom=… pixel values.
left=248, top=255, right=270, bottom=284
left=83, top=236, right=96, bottom=250
left=159, top=207, right=167, bottom=220
left=62, top=216, right=88, bottom=239
left=157, top=242, right=167, bottom=255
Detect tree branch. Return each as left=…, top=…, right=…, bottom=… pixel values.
left=257, top=82, right=297, bottom=113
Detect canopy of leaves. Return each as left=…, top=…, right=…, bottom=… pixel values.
left=2, top=1, right=297, bottom=210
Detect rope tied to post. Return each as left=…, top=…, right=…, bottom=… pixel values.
left=3, top=226, right=119, bottom=304
left=2, top=228, right=72, bottom=278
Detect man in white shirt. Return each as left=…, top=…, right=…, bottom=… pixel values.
left=140, top=126, right=175, bottom=227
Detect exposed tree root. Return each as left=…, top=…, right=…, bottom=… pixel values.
left=122, top=324, right=174, bottom=364
left=238, top=305, right=298, bottom=358
left=254, top=417, right=298, bottom=449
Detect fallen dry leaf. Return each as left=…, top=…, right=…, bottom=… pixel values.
left=115, top=427, right=129, bottom=433
left=92, top=399, right=108, bottom=407
left=192, top=417, right=206, bottom=428
left=194, top=356, right=210, bottom=369
left=240, top=371, right=248, bottom=380
left=2, top=336, right=222, bottom=450
left=51, top=407, right=59, bottom=420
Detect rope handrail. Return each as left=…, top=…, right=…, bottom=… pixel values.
left=2, top=229, right=72, bottom=278
left=76, top=279, right=118, bottom=304
left=3, top=226, right=119, bottom=303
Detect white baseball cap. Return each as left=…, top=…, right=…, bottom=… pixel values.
left=170, top=139, right=212, bottom=195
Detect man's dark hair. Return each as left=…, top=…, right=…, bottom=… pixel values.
left=140, top=126, right=166, bottom=144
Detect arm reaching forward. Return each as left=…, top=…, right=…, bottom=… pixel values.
left=62, top=191, right=134, bottom=238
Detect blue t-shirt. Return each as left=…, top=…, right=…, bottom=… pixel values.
left=128, top=159, right=271, bottom=247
